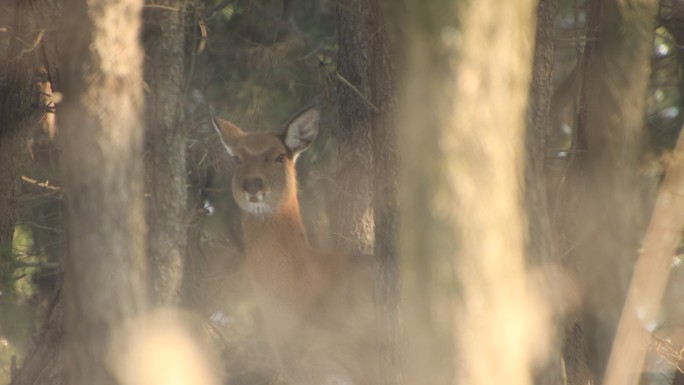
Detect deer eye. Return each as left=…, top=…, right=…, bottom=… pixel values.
left=274, top=154, right=286, bottom=163
left=232, top=155, right=243, bottom=164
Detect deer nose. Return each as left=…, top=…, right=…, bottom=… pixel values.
left=243, top=178, right=263, bottom=195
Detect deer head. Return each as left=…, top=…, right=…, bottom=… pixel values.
left=212, top=108, right=319, bottom=216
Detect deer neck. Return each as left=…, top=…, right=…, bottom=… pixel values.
left=241, top=193, right=311, bottom=258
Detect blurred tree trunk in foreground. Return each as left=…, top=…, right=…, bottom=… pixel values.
left=59, top=0, right=148, bottom=384
left=12, top=1, right=218, bottom=383
left=561, top=0, right=657, bottom=381
left=143, top=0, right=188, bottom=305
left=399, top=1, right=541, bottom=385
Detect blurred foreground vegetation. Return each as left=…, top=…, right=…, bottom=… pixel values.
left=2, top=0, right=684, bottom=384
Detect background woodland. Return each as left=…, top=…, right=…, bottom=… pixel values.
left=1, top=0, right=684, bottom=384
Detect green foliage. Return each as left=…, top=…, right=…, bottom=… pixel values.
left=0, top=244, right=17, bottom=291
left=192, top=0, right=335, bottom=127
left=0, top=226, right=43, bottom=385
left=0, top=226, right=36, bottom=295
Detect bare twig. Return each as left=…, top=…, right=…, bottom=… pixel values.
left=9, top=29, right=44, bottom=61
left=335, top=72, right=379, bottom=112
left=196, top=19, right=207, bottom=54
left=143, top=4, right=179, bottom=11
left=653, top=335, right=684, bottom=372
left=21, top=175, right=61, bottom=191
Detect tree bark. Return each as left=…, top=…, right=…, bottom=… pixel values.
left=525, top=1, right=566, bottom=384
left=59, top=0, right=148, bottom=384
left=143, top=0, right=188, bottom=305
left=11, top=299, right=66, bottom=385
left=367, top=3, right=398, bottom=385
left=332, top=0, right=376, bottom=255
left=335, top=3, right=399, bottom=383
left=399, top=1, right=540, bottom=385
left=526, top=0, right=556, bottom=267
left=567, top=0, right=657, bottom=381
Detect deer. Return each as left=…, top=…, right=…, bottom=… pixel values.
left=212, top=108, right=378, bottom=385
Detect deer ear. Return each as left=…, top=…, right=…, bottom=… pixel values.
left=283, top=108, right=319, bottom=157
left=212, top=117, right=246, bottom=156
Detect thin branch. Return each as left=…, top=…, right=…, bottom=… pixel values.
left=9, top=29, right=44, bottom=61
left=335, top=72, right=380, bottom=112
left=21, top=176, right=61, bottom=191
left=143, top=4, right=179, bottom=11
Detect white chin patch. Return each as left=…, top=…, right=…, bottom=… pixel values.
left=243, top=201, right=273, bottom=215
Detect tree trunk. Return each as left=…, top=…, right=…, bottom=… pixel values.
left=525, top=1, right=566, bottom=384
left=332, top=0, right=376, bottom=255
left=142, top=0, right=188, bottom=305
left=399, top=1, right=540, bottom=385
left=367, top=4, right=398, bottom=385
left=526, top=0, right=556, bottom=267
left=59, top=0, right=148, bottom=384
left=335, top=3, right=399, bottom=383
left=567, top=0, right=657, bottom=381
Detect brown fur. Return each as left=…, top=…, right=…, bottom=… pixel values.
left=213, top=109, right=377, bottom=385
